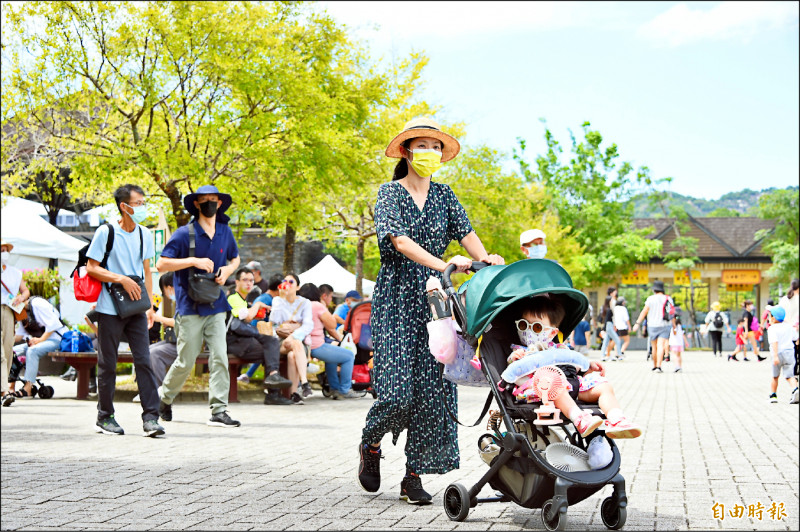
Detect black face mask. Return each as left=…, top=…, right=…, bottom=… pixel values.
left=199, top=201, right=218, bottom=218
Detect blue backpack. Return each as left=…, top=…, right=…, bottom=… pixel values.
left=59, top=330, right=95, bottom=353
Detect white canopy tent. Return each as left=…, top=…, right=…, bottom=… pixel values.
left=298, top=255, right=375, bottom=297
left=1, top=197, right=92, bottom=324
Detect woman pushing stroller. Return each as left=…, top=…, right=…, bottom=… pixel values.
left=356, top=117, right=504, bottom=505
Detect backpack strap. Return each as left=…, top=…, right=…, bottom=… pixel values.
left=101, top=222, right=115, bottom=293
left=188, top=222, right=197, bottom=258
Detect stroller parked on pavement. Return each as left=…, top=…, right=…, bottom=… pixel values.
left=438, top=260, right=628, bottom=531
left=8, top=351, right=55, bottom=399
left=318, top=300, right=377, bottom=399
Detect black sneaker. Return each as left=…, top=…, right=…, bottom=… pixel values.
left=88, top=380, right=97, bottom=395
left=159, top=401, right=172, bottom=422
left=95, top=416, right=124, bottom=435
left=264, top=373, right=292, bottom=389
left=400, top=473, right=432, bottom=505
left=264, top=391, right=293, bottom=405
left=291, top=392, right=305, bottom=405
left=207, top=411, right=241, bottom=428
left=143, top=419, right=165, bottom=438
left=301, top=382, right=313, bottom=398
left=358, top=444, right=382, bottom=492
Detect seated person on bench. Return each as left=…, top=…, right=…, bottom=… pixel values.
left=498, top=295, right=642, bottom=442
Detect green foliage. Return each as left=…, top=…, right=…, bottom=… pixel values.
left=756, top=188, right=800, bottom=283
left=513, top=121, right=661, bottom=287
left=2, top=1, right=388, bottom=232
left=632, top=186, right=797, bottom=218
left=706, top=207, right=741, bottom=217
left=21, top=268, right=63, bottom=303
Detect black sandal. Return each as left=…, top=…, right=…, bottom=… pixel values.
left=11, top=389, right=29, bottom=398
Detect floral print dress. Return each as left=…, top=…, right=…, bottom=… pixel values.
left=361, top=180, right=473, bottom=475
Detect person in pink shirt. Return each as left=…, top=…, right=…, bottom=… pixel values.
left=298, top=283, right=359, bottom=400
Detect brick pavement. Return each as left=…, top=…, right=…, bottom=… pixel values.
left=1, top=350, right=798, bottom=531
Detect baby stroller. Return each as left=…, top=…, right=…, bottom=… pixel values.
left=439, top=260, right=627, bottom=530
left=8, top=351, right=55, bottom=399
left=318, top=299, right=377, bottom=399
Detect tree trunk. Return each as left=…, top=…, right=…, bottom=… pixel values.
left=687, top=269, right=701, bottom=347
left=283, top=223, right=296, bottom=274
left=355, top=237, right=365, bottom=294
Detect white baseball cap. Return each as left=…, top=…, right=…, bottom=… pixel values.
left=520, top=229, right=546, bottom=246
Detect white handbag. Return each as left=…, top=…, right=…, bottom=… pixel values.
left=340, top=333, right=357, bottom=356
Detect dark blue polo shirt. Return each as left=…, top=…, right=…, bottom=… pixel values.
left=161, top=221, right=239, bottom=316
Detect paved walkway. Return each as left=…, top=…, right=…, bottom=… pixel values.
left=1, top=350, right=798, bottom=531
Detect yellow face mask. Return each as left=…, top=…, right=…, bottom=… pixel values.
left=408, top=149, right=443, bottom=177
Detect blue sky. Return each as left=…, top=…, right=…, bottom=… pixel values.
left=316, top=1, right=799, bottom=200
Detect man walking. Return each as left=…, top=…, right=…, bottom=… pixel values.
left=632, top=280, right=674, bottom=373
left=156, top=185, right=241, bottom=427
left=85, top=184, right=164, bottom=436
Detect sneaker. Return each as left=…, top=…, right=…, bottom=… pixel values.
left=619, top=352, right=625, bottom=360
left=60, top=367, right=77, bottom=381
left=728, top=355, right=739, bottom=362
left=656, top=367, right=663, bottom=373
left=95, top=416, right=124, bottom=435
left=663, top=355, right=670, bottom=362
left=332, top=389, right=362, bottom=400
left=611, top=355, right=619, bottom=361
left=291, top=392, right=305, bottom=405
left=604, top=417, right=642, bottom=439
left=88, top=380, right=97, bottom=395
left=743, top=357, right=751, bottom=362
left=132, top=394, right=140, bottom=403
left=207, top=411, right=241, bottom=428
left=587, top=436, right=613, bottom=469
left=358, top=444, right=382, bottom=492
left=769, top=393, right=778, bottom=404
left=159, top=401, right=172, bottom=422
left=791, top=388, right=799, bottom=405
left=2, top=394, right=15, bottom=407
left=237, top=374, right=250, bottom=384
left=674, top=367, right=682, bottom=373
left=757, top=355, right=767, bottom=362
left=301, top=382, right=313, bottom=398
left=400, top=473, right=432, bottom=505
left=143, top=419, right=165, bottom=438
left=573, top=410, right=604, bottom=438
left=264, top=392, right=293, bottom=405
left=263, top=373, right=292, bottom=389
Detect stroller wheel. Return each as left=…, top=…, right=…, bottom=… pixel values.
left=541, top=499, right=567, bottom=531
left=38, top=386, right=54, bottom=399
left=443, top=483, right=470, bottom=521
left=321, top=385, right=331, bottom=398
left=600, top=497, right=627, bottom=530
left=30, top=384, right=38, bottom=398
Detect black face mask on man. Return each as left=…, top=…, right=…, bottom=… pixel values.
left=199, top=200, right=218, bottom=218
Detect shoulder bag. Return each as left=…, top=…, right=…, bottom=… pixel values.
left=276, top=303, right=303, bottom=339
left=186, top=223, right=223, bottom=305
left=107, top=227, right=152, bottom=318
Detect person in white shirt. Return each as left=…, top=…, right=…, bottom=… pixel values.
left=778, top=279, right=799, bottom=330
left=10, top=296, right=68, bottom=398
left=632, top=280, right=674, bottom=373
left=765, top=306, right=799, bottom=404
left=613, top=297, right=631, bottom=358
left=1, top=239, right=30, bottom=407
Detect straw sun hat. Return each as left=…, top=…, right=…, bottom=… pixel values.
left=385, top=117, right=461, bottom=162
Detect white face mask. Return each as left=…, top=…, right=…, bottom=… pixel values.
left=517, top=327, right=557, bottom=347
left=524, top=245, right=547, bottom=259
left=0, top=251, right=9, bottom=266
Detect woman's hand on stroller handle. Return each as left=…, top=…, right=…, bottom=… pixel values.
left=442, top=259, right=491, bottom=289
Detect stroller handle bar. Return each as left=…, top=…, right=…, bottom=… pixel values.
left=442, top=261, right=490, bottom=291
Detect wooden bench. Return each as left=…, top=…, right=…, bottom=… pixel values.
left=48, top=351, right=289, bottom=402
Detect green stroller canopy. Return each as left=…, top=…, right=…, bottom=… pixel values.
left=459, top=259, right=589, bottom=339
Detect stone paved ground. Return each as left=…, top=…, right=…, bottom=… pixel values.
left=1, top=350, right=798, bottom=531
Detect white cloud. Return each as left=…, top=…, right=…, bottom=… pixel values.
left=637, top=1, right=798, bottom=47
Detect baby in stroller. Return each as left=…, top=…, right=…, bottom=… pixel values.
left=495, top=295, right=642, bottom=467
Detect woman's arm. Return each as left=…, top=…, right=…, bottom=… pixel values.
left=460, top=232, right=504, bottom=265
left=320, top=311, right=342, bottom=341
left=390, top=235, right=449, bottom=271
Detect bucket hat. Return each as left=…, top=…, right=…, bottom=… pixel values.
left=385, top=117, right=460, bottom=162
left=652, top=280, right=665, bottom=292
left=184, top=185, right=232, bottom=223
left=0, top=239, right=14, bottom=252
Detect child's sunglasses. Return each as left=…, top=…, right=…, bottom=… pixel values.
left=515, top=318, right=555, bottom=334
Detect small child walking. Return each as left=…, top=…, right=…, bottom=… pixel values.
left=669, top=317, right=686, bottom=372
left=729, top=318, right=749, bottom=362
left=765, top=306, right=799, bottom=404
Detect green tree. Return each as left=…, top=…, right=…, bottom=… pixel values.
left=706, top=207, right=741, bottom=217
left=756, top=188, right=799, bottom=284
left=2, top=1, right=386, bottom=230
left=513, top=121, right=662, bottom=288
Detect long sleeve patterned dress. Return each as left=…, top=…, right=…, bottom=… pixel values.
left=361, top=180, right=474, bottom=475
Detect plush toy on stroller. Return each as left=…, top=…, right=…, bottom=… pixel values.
left=432, top=260, right=628, bottom=531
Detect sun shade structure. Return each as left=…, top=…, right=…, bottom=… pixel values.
left=461, top=259, right=588, bottom=338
